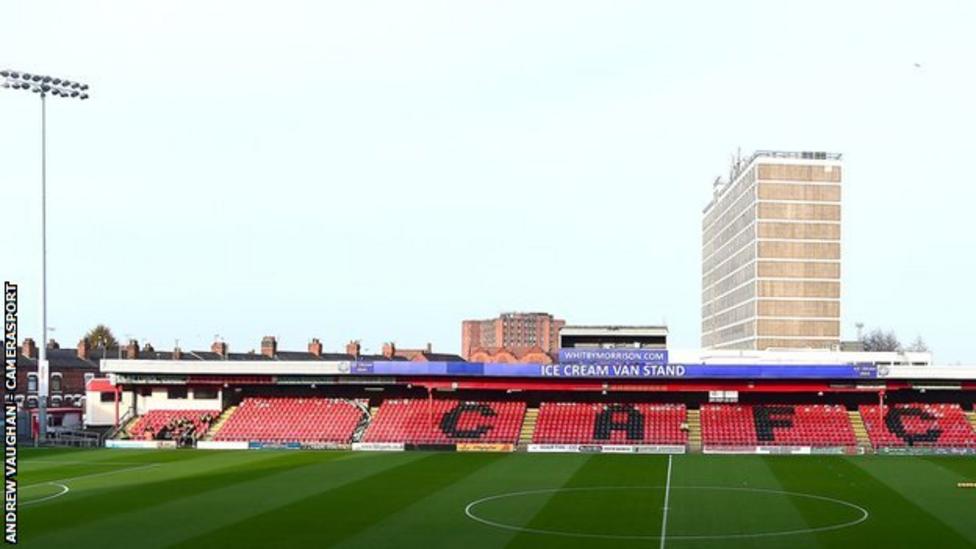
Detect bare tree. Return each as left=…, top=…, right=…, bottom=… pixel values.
left=906, top=335, right=929, bottom=352
left=860, top=329, right=901, bottom=352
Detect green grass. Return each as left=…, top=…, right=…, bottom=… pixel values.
left=17, top=448, right=976, bottom=548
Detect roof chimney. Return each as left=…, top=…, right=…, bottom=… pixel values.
left=211, top=340, right=227, bottom=358
left=142, top=342, right=155, bottom=354
left=77, top=338, right=91, bottom=360
left=308, top=338, right=323, bottom=357
left=261, top=336, right=277, bottom=358
left=426, top=342, right=432, bottom=353
left=173, top=346, right=182, bottom=360
left=22, top=338, right=37, bottom=359
left=345, top=340, right=361, bottom=358
left=382, top=342, right=396, bottom=359
left=47, top=338, right=60, bottom=350
left=125, top=339, right=139, bottom=359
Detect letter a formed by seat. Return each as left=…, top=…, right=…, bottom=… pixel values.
left=593, top=404, right=644, bottom=441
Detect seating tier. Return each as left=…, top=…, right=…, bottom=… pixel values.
left=362, top=400, right=525, bottom=444
left=532, top=402, right=686, bottom=445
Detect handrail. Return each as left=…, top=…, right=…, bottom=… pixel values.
left=102, top=408, right=135, bottom=443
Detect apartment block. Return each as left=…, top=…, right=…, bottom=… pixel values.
left=702, top=150, right=842, bottom=350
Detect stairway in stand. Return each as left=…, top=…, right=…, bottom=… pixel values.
left=518, top=408, right=539, bottom=446
left=203, top=405, right=238, bottom=441
left=686, top=408, right=702, bottom=453
left=847, top=410, right=873, bottom=453
left=357, top=406, right=381, bottom=440
left=115, top=414, right=141, bottom=439
left=967, top=411, right=976, bottom=433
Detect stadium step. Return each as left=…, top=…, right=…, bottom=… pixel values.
left=847, top=410, right=873, bottom=453
left=518, top=408, right=539, bottom=445
left=686, top=409, right=702, bottom=453
left=968, top=411, right=976, bottom=433
left=114, top=414, right=141, bottom=439
left=204, top=405, right=239, bottom=441
left=351, top=401, right=373, bottom=443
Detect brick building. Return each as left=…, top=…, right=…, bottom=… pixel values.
left=380, top=342, right=464, bottom=362
left=461, top=312, right=565, bottom=360
left=14, top=337, right=103, bottom=411
left=466, top=346, right=555, bottom=364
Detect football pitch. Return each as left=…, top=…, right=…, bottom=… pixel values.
left=17, top=448, right=976, bottom=548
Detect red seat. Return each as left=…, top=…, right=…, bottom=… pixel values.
left=128, top=409, right=220, bottom=440
left=213, top=397, right=364, bottom=443
left=362, top=400, right=525, bottom=444
left=700, top=404, right=856, bottom=448
left=860, top=403, right=976, bottom=448
left=532, top=402, right=687, bottom=445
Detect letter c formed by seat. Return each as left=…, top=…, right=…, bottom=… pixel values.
left=440, top=403, right=496, bottom=439
left=885, top=407, right=942, bottom=446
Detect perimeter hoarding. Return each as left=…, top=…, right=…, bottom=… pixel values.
left=351, top=361, right=877, bottom=379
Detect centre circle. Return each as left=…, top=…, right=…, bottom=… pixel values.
left=464, top=486, right=869, bottom=540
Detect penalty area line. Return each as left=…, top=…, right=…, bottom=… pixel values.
left=19, top=462, right=162, bottom=506
left=659, top=454, right=672, bottom=549
left=21, top=462, right=161, bottom=489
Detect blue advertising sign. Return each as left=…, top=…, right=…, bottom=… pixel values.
left=541, top=363, right=685, bottom=377
left=557, top=348, right=668, bottom=365
left=349, top=361, right=877, bottom=380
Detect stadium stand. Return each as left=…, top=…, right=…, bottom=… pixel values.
left=859, top=403, right=976, bottom=448
left=128, top=409, right=220, bottom=441
left=532, top=402, right=686, bottom=445
left=213, top=397, right=364, bottom=443
left=701, top=404, right=856, bottom=448
left=362, top=399, right=525, bottom=444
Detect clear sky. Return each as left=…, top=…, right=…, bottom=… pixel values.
left=2, top=1, right=974, bottom=362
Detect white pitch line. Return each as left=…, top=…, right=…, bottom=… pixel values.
left=25, top=460, right=158, bottom=466
left=465, top=485, right=869, bottom=541
left=659, top=454, right=673, bottom=549
left=22, top=463, right=161, bottom=490
left=21, top=483, right=69, bottom=506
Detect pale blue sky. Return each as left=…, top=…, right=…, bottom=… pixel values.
left=2, top=1, right=974, bottom=361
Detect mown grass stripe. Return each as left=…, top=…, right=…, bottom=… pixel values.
left=15, top=450, right=976, bottom=549
left=850, top=456, right=976, bottom=545
left=334, top=452, right=592, bottom=549
left=762, top=456, right=867, bottom=549
left=504, top=454, right=669, bottom=548
left=921, top=455, right=976, bottom=480
left=20, top=450, right=341, bottom=544
left=170, top=451, right=505, bottom=549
